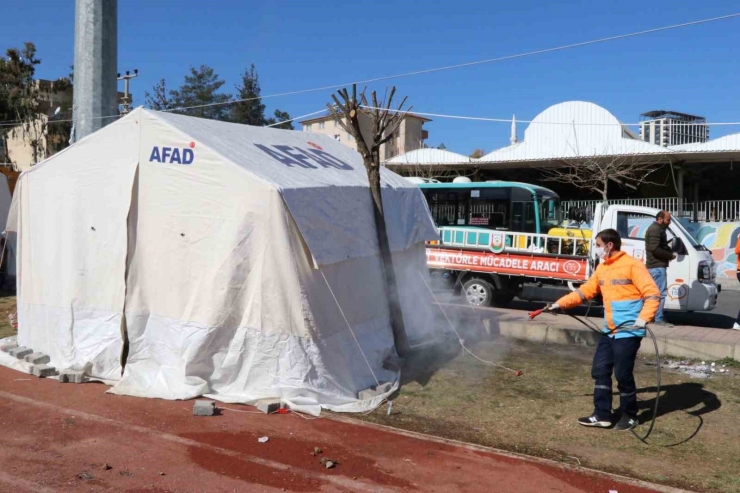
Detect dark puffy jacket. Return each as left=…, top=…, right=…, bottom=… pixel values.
left=645, top=222, right=673, bottom=269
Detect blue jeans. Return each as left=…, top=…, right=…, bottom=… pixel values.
left=592, top=335, right=642, bottom=419
left=648, top=267, right=667, bottom=323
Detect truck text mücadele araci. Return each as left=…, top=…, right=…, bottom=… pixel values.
left=416, top=180, right=719, bottom=312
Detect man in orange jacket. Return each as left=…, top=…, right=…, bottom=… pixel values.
left=545, top=228, right=660, bottom=431
left=734, top=233, right=740, bottom=331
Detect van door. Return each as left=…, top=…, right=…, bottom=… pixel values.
left=613, top=210, right=690, bottom=310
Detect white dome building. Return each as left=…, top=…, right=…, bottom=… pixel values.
left=480, top=101, right=667, bottom=164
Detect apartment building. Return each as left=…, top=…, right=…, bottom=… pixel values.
left=301, top=111, right=430, bottom=160
left=639, top=110, right=709, bottom=147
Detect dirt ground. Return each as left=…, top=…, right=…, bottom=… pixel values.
left=358, top=334, right=740, bottom=493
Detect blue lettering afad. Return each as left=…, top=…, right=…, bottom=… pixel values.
left=149, top=146, right=195, bottom=165
left=254, top=144, right=353, bottom=170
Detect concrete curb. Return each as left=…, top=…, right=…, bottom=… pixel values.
left=498, top=320, right=739, bottom=361
left=328, top=414, right=695, bottom=493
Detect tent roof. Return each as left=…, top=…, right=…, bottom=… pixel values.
left=152, top=109, right=414, bottom=191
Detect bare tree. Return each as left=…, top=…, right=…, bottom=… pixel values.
left=538, top=151, right=667, bottom=201
left=469, top=148, right=485, bottom=159
left=327, top=84, right=411, bottom=356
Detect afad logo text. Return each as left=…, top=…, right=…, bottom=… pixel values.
left=149, top=142, right=196, bottom=165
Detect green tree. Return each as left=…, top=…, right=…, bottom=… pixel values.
left=231, top=64, right=293, bottom=129
left=266, top=109, right=294, bottom=130
left=144, top=78, right=175, bottom=111
left=173, top=65, right=232, bottom=120
left=230, top=64, right=266, bottom=126
left=145, top=65, right=232, bottom=120
left=0, top=42, right=72, bottom=164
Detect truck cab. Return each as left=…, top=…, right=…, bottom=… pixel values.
left=593, top=204, right=718, bottom=312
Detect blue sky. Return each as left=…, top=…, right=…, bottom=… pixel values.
left=2, top=0, right=739, bottom=155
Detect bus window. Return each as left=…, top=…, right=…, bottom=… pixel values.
left=425, top=191, right=466, bottom=226
left=540, top=198, right=560, bottom=228
left=468, top=199, right=509, bottom=229
left=524, top=202, right=536, bottom=233
left=512, top=202, right=524, bottom=231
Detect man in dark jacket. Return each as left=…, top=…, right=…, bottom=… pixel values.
left=645, top=210, right=676, bottom=325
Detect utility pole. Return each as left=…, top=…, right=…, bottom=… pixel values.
left=73, top=0, right=118, bottom=142
left=117, top=69, right=138, bottom=114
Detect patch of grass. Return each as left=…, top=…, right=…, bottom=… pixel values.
left=716, top=357, right=740, bottom=368
left=355, top=338, right=740, bottom=493
left=0, top=294, right=17, bottom=340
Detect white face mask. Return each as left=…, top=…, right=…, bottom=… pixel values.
left=595, top=246, right=608, bottom=260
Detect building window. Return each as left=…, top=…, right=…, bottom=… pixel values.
left=319, top=122, right=325, bottom=130
left=304, top=124, right=311, bottom=131
left=348, top=134, right=354, bottom=141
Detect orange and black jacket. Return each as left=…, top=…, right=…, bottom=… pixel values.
left=735, top=239, right=740, bottom=271
left=556, top=251, right=661, bottom=338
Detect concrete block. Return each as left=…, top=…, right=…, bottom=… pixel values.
left=9, top=346, right=33, bottom=360
left=0, top=343, right=18, bottom=353
left=374, top=382, right=393, bottom=394
left=255, top=399, right=282, bottom=414
left=24, top=352, right=50, bottom=365
left=31, top=364, right=57, bottom=378
left=59, top=370, right=85, bottom=384
left=358, top=388, right=377, bottom=400
left=545, top=326, right=601, bottom=347
left=662, top=339, right=733, bottom=361
left=193, top=400, right=215, bottom=416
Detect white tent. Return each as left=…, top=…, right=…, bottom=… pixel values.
left=8, top=108, right=438, bottom=414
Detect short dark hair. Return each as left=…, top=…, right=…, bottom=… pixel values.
left=596, top=229, right=621, bottom=251
left=656, top=210, right=669, bottom=221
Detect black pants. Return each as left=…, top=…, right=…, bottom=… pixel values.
left=591, top=335, right=642, bottom=420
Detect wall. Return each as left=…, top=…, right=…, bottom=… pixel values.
left=681, top=220, right=739, bottom=283
left=624, top=218, right=739, bottom=284
left=303, top=115, right=427, bottom=160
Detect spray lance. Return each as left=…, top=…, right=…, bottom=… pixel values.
left=528, top=304, right=661, bottom=443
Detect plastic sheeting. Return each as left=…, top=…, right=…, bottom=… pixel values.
left=10, top=108, right=439, bottom=414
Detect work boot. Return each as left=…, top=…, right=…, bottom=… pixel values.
left=613, top=414, right=638, bottom=431
left=577, top=414, right=611, bottom=428
left=653, top=321, right=674, bottom=328
left=732, top=323, right=740, bottom=331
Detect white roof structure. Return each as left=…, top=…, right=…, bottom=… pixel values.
left=669, top=132, right=740, bottom=152
left=479, top=101, right=667, bottom=164
left=385, top=148, right=472, bottom=166
left=384, top=101, right=740, bottom=175
left=6, top=108, right=438, bottom=415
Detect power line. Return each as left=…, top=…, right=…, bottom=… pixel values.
left=1, top=11, right=739, bottom=128
left=359, top=106, right=740, bottom=128
left=7, top=105, right=740, bottom=131
left=264, top=109, right=325, bottom=127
